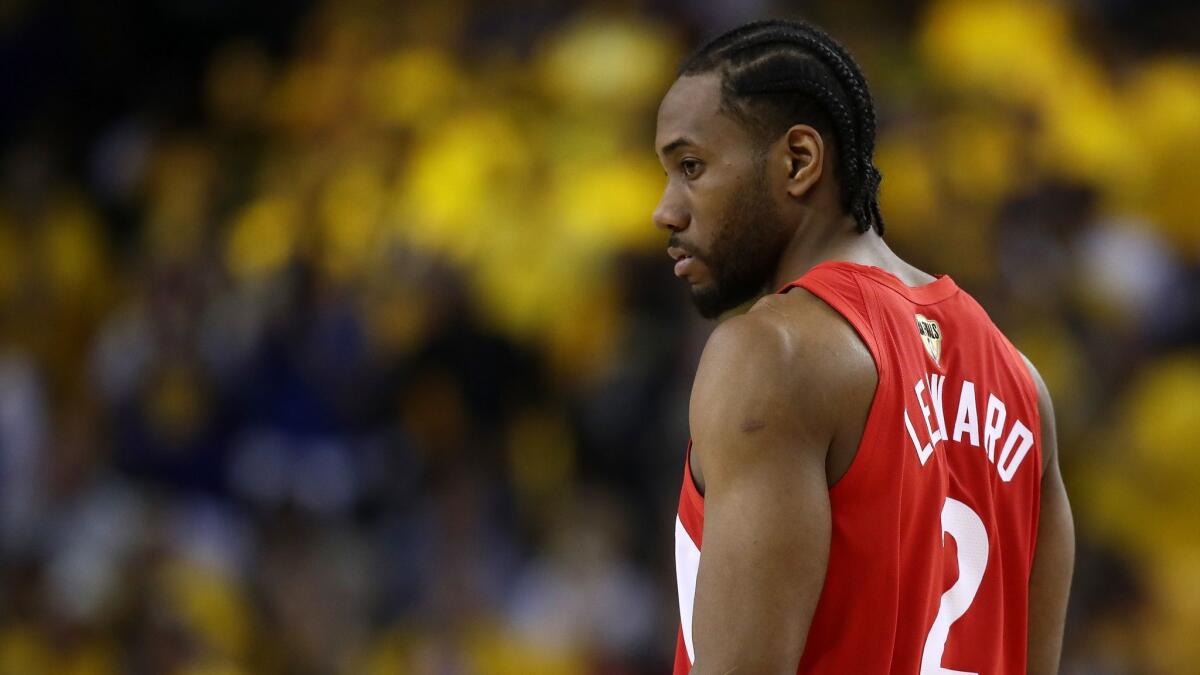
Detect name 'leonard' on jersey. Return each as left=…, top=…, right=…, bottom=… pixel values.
left=903, top=365, right=1035, bottom=483
left=674, top=261, right=1044, bottom=674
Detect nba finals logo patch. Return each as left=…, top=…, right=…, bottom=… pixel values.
left=915, top=314, right=942, bottom=365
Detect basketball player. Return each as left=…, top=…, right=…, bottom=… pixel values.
left=656, top=20, right=1074, bottom=674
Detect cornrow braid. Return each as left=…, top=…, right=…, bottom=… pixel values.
left=680, top=19, right=886, bottom=234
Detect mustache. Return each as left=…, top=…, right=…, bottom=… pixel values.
left=667, top=235, right=704, bottom=261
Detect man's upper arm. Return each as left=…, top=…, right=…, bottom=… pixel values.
left=1021, top=355, right=1074, bottom=675
left=686, top=298, right=873, bottom=674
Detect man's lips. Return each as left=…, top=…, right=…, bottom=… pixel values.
left=667, top=246, right=696, bottom=278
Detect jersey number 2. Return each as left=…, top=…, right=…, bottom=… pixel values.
left=920, top=497, right=989, bottom=675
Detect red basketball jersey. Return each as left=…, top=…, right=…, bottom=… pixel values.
left=673, top=261, right=1043, bottom=674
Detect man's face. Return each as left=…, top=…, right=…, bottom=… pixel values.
left=653, top=73, right=788, bottom=319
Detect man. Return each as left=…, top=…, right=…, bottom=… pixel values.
left=655, top=19, right=1074, bottom=674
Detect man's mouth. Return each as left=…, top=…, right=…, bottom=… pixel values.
left=667, top=246, right=696, bottom=279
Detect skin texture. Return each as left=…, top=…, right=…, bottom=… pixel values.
left=1023, top=355, right=1075, bottom=675
left=654, top=73, right=1074, bottom=673
left=685, top=291, right=876, bottom=673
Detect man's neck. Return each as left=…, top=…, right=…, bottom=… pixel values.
left=770, top=214, right=933, bottom=291
left=716, top=214, right=936, bottom=323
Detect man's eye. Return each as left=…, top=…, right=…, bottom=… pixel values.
left=681, top=159, right=701, bottom=177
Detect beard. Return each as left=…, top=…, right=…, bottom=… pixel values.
left=680, top=168, right=787, bottom=319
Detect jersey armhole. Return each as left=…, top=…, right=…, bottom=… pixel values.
left=794, top=274, right=889, bottom=494
left=681, top=441, right=704, bottom=511
left=1004, top=340, right=1046, bottom=483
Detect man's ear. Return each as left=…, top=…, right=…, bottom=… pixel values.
left=782, top=124, right=824, bottom=199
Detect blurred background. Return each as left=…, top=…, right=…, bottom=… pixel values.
left=0, top=0, right=1198, bottom=673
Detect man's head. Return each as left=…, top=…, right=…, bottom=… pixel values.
left=653, top=19, right=884, bottom=318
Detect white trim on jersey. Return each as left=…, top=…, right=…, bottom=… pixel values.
left=675, top=515, right=701, bottom=664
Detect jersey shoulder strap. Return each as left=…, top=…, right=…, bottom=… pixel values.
left=777, top=261, right=884, bottom=370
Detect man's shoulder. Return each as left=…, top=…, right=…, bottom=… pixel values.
left=695, top=290, right=875, bottom=410
left=688, top=289, right=878, bottom=489
left=746, top=288, right=872, bottom=366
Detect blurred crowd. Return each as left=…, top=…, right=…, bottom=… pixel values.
left=0, top=0, right=1198, bottom=673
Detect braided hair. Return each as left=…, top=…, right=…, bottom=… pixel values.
left=680, top=19, right=885, bottom=235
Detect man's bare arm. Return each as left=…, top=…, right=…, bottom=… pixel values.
left=1022, top=355, right=1075, bottom=674
left=686, top=295, right=874, bottom=674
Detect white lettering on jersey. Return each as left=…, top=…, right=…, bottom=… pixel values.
left=905, top=408, right=935, bottom=465
left=997, top=419, right=1034, bottom=482
left=926, top=373, right=948, bottom=445
left=982, top=394, right=1006, bottom=462
left=952, top=380, right=980, bottom=447
left=904, top=374, right=1035, bottom=482
left=915, top=379, right=937, bottom=448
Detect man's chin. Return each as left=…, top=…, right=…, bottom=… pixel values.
left=690, top=282, right=764, bottom=321
left=690, top=284, right=738, bottom=320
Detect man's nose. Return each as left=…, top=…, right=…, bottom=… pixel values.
left=652, top=193, right=689, bottom=232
